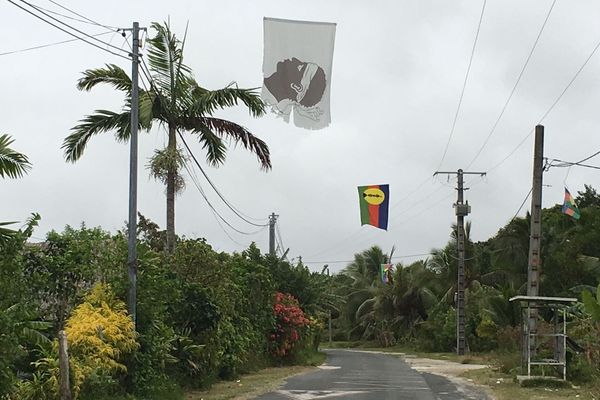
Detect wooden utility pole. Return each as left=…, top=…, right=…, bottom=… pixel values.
left=526, top=125, right=545, bottom=355
left=58, top=330, right=71, bottom=400
left=269, top=213, right=278, bottom=255
left=434, top=169, right=486, bottom=355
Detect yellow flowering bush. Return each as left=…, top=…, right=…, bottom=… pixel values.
left=65, top=283, right=138, bottom=396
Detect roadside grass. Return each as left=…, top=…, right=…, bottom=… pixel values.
left=185, top=352, right=326, bottom=400
left=462, top=368, right=600, bottom=400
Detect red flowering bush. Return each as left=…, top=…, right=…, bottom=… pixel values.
left=269, top=292, right=310, bottom=358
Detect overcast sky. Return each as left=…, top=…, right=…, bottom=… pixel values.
left=3, top=0, right=600, bottom=272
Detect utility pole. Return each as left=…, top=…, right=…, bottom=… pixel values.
left=526, top=125, right=544, bottom=357
left=323, top=264, right=332, bottom=346
left=269, top=212, right=278, bottom=256
left=434, top=169, right=486, bottom=355
left=125, top=22, right=140, bottom=327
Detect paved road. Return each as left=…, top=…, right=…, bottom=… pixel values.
left=255, top=350, right=489, bottom=400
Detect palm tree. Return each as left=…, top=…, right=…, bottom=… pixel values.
left=62, top=22, right=271, bottom=251
left=0, top=134, right=31, bottom=243
left=0, top=134, right=31, bottom=179
left=341, top=246, right=390, bottom=340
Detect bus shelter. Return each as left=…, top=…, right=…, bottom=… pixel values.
left=509, top=295, right=577, bottom=380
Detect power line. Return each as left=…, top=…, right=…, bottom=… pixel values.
left=178, top=132, right=269, bottom=227
left=574, top=149, right=600, bottom=165
left=302, top=252, right=435, bottom=265
left=275, top=224, right=285, bottom=257
left=547, top=157, right=600, bottom=170
left=45, top=0, right=120, bottom=30
left=184, top=160, right=246, bottom=246
left=467, top=0, right=557, bottom=169
left=18, top=0, right=128, bottom=54
left=8, top=0, right=130, bottom=61
left=487, top=36, right=600, bottom=174
left=275, top=222, right=290, bottom=260
left=32, top=3, right=116, bottom=29
left=0, top=31, right=113, bottom=56
left=183, top=158, right=267, bottom=237
left=510, top=187, right=533, bottom=222
left=436, top=0, right=487, bottom=170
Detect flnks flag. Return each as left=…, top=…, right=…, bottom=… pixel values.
left=562, top=188, right=580, bottom=220
left=262, top=17, right=336, bottom=130
left=358, top=184, right=389, bottom=230
left=381, top=264, right=394, bottom=284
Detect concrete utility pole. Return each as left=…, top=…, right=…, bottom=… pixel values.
left=126, top=22, right=140, bottom=327
left=269, top=212, right=278, bottom=256
left=323, top=264, right=332, bottom=346
left=434, top=169, right=486, bottom=355
left=526, top=125, right=545, bottom=356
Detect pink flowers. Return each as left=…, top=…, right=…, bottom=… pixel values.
left=269, top=292, right=310, bottom=357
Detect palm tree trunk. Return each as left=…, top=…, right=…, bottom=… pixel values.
left=166, top=124, right=176, bottom=252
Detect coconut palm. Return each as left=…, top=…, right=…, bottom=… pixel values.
left=62, top=22, right=271, bottom=251
left=0, top=134, right=31, bottom=243
left=0, top=134, right=30, bottom=179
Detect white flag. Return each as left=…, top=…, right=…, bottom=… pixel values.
left=262, top=17, right=336, bottom=130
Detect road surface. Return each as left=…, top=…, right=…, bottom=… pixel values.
left=255, top=349, right=489, bottom=400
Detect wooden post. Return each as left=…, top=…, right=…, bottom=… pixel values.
left=58, top=330, right=72, bottom=400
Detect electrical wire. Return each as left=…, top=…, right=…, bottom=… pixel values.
left=8, top=0, right=130, bottom=61
left=0, top=31, right=113, bottom=56
left=45, top=0, right=120, bottom=30
left=547, top=158, right=600, bottom=170
left=572, top=149, right=600, bottom=165
left=275, top=223, right=285, bottom=252
left=178, top=132, right=269, bottom=227
left=467, top=0, right=557, bottom=169
left=510, top=187, right=533, bottom=222
left=18, top=0, right=128, bottom=54
left=302, top=252, right=435, bottom=265
left=436, top=0, right=487, bottom=170
left=487, top=37, right=600, bottom=174
left=32, top=3, right=115, bottom=29
left=275, top=224, right=286, bottom=257
left=183, top=158, right=267, bottom=237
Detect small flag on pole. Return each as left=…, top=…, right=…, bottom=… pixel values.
left=562, top=188, right=580, bottom=220
left=381, top=263, right=393, bottom=284
left=262, top=17, right=336, bottom=130
left=358, top=184, right=389, bottom=230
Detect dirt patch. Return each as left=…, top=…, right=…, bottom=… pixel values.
left=401, top=355, right=488, bottom=376
left=402, top=355, right=495, bottom=399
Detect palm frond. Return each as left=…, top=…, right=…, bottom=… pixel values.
left=147, top=22, right=191, bottom=107
left=139, top=89, right=157, bottom=129
left=0, top=223, right=17, bottom=245
left=63, top=110, right=131, bottom=162
left=77, top=64, right=132, bottom=93
left=190, top=84, right=266, bottom=118
left=0, top=134, right=31, bottom=179
left=183, top=117, right=271, bottom=170
left=355, top=298, right=376, bottom=321
left=20, top=213, right=41, bottom=240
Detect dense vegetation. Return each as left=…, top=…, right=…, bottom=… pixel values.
left=331, top=184, right=600, bottom=383
left=0, top=217, right=334, bottom=399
